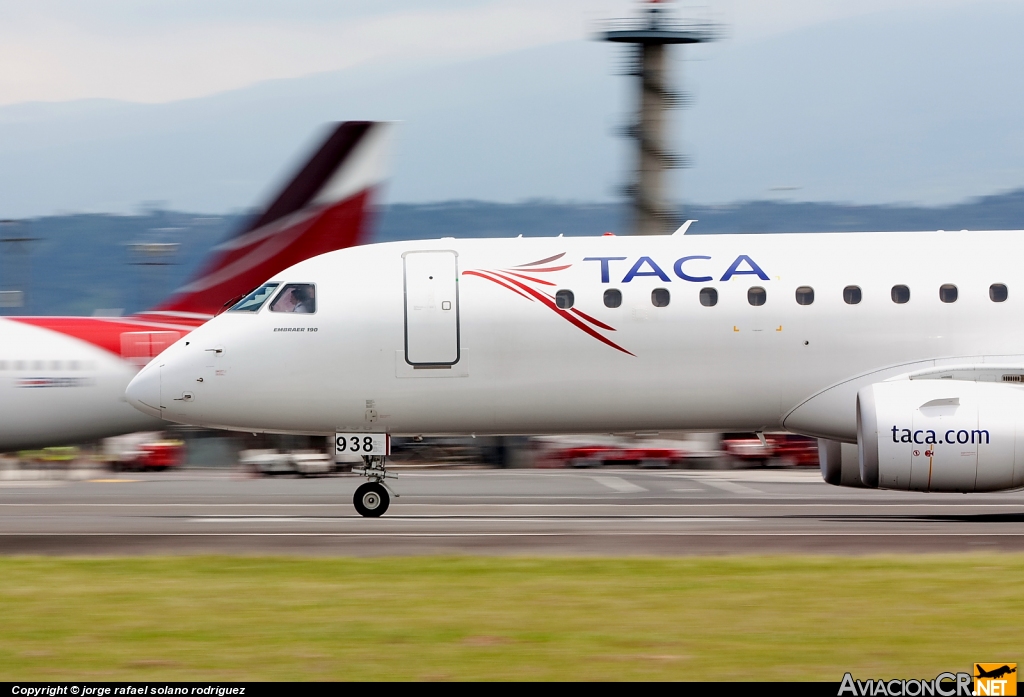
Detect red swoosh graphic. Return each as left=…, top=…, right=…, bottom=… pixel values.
left=570, top=307, right=615, bottom=332
left=516, top=253, right=566, bottom=267
left=464, top=253, right=634, bottom=356
left=487, top=271, right=634, bottom=356
left=503, top=264, right=571, bottom=273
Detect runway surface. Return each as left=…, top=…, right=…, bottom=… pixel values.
left=2, top=466, right=1023, bottom=555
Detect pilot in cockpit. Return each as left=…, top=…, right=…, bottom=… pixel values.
left=270, top=284, right=315, bottom=313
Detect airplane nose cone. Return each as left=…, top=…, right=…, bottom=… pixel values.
left=126, top=365, right=161, bottom=418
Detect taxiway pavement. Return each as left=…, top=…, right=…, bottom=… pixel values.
left=1, top=467, right=1022, bottom=555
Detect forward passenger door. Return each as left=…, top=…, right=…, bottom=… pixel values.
left=403, top=250, right=460, bottom=366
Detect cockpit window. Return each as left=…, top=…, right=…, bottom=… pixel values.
left=270, top=283, right=316, bottom=314
left=229, top=283, right=279, bottom=313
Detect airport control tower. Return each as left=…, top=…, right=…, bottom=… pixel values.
left=602, top=1, right=717, bottom=235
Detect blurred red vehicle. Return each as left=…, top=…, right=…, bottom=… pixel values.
left=544, top=445, right=624, bottom=468
left=721, top=433, right=818, bottom=467
left=769, top=434, right=819, bottom=466
left=538, top=438, right=709, bottom=468
left=104, top=432, right=184, bottom=471
left=137, top=440, right=184, bottom=470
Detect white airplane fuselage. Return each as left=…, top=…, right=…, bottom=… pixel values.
left=0, top=317, right=163, bottom=450
left=128, top=230, right=1024, bottom=449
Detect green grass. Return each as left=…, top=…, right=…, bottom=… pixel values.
left=0, top=555, right=1019, bottom=680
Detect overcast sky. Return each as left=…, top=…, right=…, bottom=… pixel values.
left=0, top=0, right=981, bottom=105
left=0, top=0, right=1019, bottom=215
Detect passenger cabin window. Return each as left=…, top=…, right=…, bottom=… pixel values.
left=604, top=289, right=622, bottom=308
left=270, top=284, right=316, bottom=314
left=795, top=286, right=814, bottom=305
left=891, top=285, right=910, bottom=304
left=939, top=284, right=958, bottom=303
left=230, top=283, right=280, bottom=313
left=555, top=290, right=574, bottom=310
left=699, top=288, right=718, bottom=307
left=990, top=284, right=1008, bottom=302
left=748, top=287, right=766, bottom=306
left=651, top=288, right=670, bottom=307
left=843, top=286, right=862, bottom=305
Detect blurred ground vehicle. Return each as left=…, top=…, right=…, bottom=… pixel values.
left=240, top=448, right=343, bottom=477
left=103, top=432, right=183, bottom=471
left=535, top=434, right=721, bottom=468
left=389, top=436, right=485, bottom=467
left=721, top=433, right=771, bottom=465
left=721, top=433, right=818, bottom=467
left=238, top=433, right=353, bottom=476
left=548, top=444, right=623, bottom=468
left=16, top=446, right=80, bottom=468
left=769, top=434, right=819, bottom=466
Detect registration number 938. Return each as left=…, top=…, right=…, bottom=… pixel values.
left=335, top=432, right=390, bottom=457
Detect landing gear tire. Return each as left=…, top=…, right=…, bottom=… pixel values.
left=354, top=482, right=390, bottom=517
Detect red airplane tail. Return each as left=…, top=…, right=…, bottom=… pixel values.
left=139, top=121, right=391, bottom=323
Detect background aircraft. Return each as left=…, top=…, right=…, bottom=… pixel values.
left=128, top=227, right=1024, bottom=514
left=0, top=120, right=391, bottom=452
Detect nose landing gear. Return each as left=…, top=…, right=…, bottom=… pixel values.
left=352, top=455, right=397, bottom=517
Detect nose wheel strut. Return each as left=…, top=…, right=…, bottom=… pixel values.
left=352, top=455, right=397, bottom=517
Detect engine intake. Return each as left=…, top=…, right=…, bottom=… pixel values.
left=857, top=380, right=1024, bottom=492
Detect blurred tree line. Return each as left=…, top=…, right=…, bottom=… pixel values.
left=7, top=190, right=1024, bottom=315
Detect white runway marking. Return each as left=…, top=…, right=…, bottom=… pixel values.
left=699, top=479, right=762, bottom=495
left=1, top=501, right=1023, bottom=507
left=189, top=516, right=748, bottom=524
left=658, top=472, right=823, bottom=483
left=592, top=476, right=647, bottom=493
left=0, top=481, right=64, bottom=488
left=5, top=531, right=1024, bottom=538
left=194, top=517, right=336, bottom=524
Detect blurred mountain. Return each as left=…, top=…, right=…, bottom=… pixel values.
left=2, top=2, right=1024, bottom=217
left=7, top=192, right=1024, bottom=316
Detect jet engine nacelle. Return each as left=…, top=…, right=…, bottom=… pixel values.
left=818, top=439, right=866, bottom=488
left=857, top=380, right=1024, bottom=492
